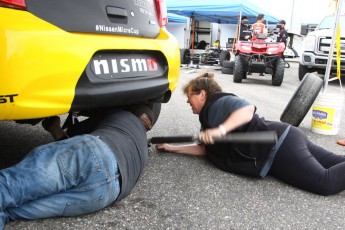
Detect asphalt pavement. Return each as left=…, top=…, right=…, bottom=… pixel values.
left=2, top=60, right=345, bottom=229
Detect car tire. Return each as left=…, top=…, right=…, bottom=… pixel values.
left=222, top=60, right=234, bottom=68
left=272, top=58, right=285, bottom=86
left=219, top=50, right=230, bottom=66
left=280, top=73, right=323, bottom=126
left=180, top=49, right=191, bottom=64
left=221, top=67, right=233, bottom=75
left=233, top=55, right=244, bottom=83
left=298, top=63, right=310, bottom=81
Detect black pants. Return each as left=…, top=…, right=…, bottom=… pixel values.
left=270, top=125, right=345, bottom=196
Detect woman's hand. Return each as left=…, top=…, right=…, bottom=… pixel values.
left=199, top=127, right=224, bottom=144
left=155, top=143, right=172, bottom=152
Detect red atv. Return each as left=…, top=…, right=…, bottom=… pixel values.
left=233, top=34, right=286, bottom=86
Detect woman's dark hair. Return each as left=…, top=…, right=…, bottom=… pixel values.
left=183, top=72, right=222, bottom=98
left=279, top=20, right=286, bottom=25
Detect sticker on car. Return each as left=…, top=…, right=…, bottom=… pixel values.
left=89, top=52, right=164, bottom=80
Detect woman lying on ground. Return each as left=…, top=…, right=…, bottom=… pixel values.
left=156, top=72, right=345, bottom=196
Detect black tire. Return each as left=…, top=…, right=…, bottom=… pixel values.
left=233, top=55, right=244, bottom=83
left=219, top=50, right=230, bottom=66
left=221, top=67, right=233, bottom=75
left=191, top=55, right=200, bottom=64
left=222, top=60, right=234, bottom=68
left=180, top=49, right=191, bottom=64
left=298, top=63, right=310, bottom=81
left=280, top=73, right=323, bottom=126
left=272, top=58, right=285, bottom=86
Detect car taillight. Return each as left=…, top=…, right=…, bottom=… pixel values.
left=0, top=0, right=26, bottom=10
left=155, top=0, right=168, bottom=27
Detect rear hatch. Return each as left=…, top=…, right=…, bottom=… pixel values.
left=26, top=0, right=161, bottom=38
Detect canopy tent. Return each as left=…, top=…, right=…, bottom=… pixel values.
left=168, top=13, right=188, bottom=23
left=166, top=0, right=279, bottom=24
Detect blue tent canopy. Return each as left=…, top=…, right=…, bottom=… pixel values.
left=167, top=0, right=279, bottom=24
left=168, top=13, right=188, bottom=23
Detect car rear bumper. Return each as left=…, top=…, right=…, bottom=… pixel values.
left=0, top=8, right=180, bottom=120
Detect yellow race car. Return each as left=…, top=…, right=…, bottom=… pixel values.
left=0, top=0, right=180, bottom=127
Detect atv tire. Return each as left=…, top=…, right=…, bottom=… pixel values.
left=219, top=50, right=231, bottom=67
left=280, top=73, right=323, bottom=126
left=298, top=63, right=310, bottom=81
left=272, top=58, right=285, bottom=86
left=233, top=56, right=244, bottom=83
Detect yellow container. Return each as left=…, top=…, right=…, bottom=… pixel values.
left=311, top=93, right=344, bottom=135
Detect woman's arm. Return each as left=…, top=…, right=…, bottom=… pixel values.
left=199, top=104, right=255, bottom=144
left=155, top=143, right=206, bottom=156
left=220, top=104, right=255, bottom=132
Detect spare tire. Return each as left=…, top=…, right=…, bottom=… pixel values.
left=219, top=50, right=230, bottom=66
left=222, top=60, right=235, bottom=68
left=280, top=73, right=323, bottom=126
left=221, top=67, right=233, bottom=75
left=180, top=49, right=191, bottom=64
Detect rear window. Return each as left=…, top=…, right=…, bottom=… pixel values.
left=25, top=0, right=160, bottom=37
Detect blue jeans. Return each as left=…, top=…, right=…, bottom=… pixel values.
left=0, top=135, right=120, bottom=228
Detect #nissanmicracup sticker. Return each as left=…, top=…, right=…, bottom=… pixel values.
left=95, top=25, right=139, bottom=35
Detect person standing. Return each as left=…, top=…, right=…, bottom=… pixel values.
left=276, top=19, right=288, bottom=48
left=0, top=105, right=154, bottom=228
left=249, top=13, right=266, bottom=76
left=239, top=16, right=251, bottom=41
left=251, top=13, right=266, bottom=41
left=156, top=72, right=345, bottom=196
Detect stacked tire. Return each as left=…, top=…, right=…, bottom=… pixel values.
left=219, top=50, right=230, bottom=66
left=221, top=60, right=234, bottom=75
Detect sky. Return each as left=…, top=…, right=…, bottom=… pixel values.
left=248, top=0, right=343, bottom=33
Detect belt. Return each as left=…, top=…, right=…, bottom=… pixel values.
left=259, top=125, right=291, bottom=178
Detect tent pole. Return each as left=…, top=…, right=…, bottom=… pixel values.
left=233, top=11, right=241, bottom=53
left=238, top=11, right=242, bottom=42
left=322, top=0, right=342, bottom=93
left=191, top=16, right=195, bottom=57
